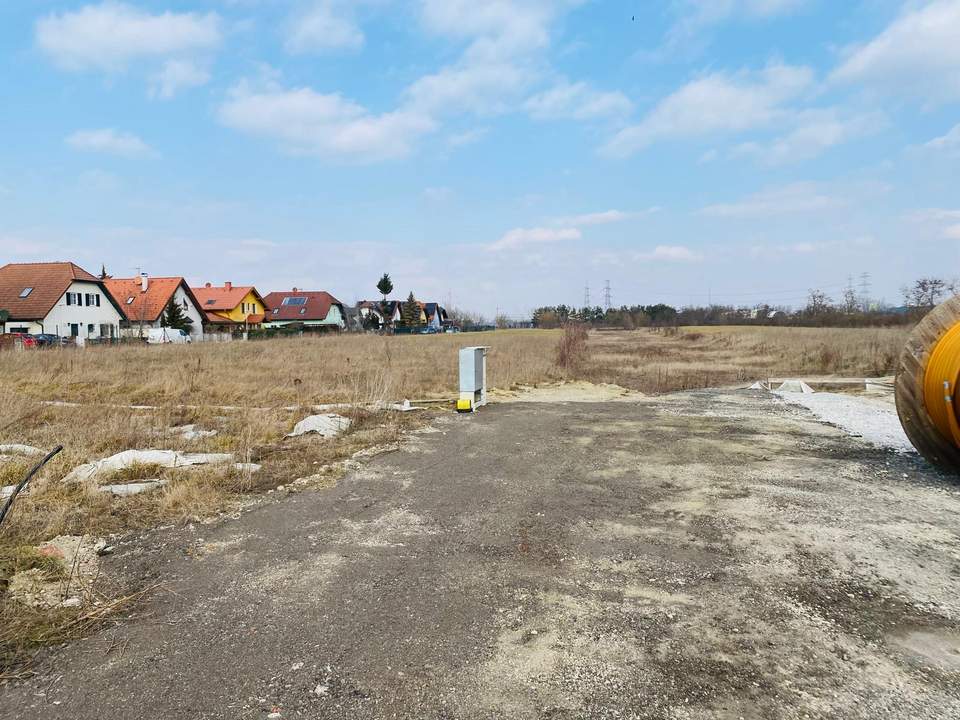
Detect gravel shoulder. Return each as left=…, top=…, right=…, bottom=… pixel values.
left=3, top=389, right=960, bottom=720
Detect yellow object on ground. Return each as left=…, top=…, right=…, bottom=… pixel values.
left=456, top=398, right=473, bottom=413
left=923, top=321, right=960, bottom=447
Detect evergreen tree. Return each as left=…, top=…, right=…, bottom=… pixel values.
left=99, top=264, right=108, bottom=279
left=161, top=298, right=194, bottom=331
left=402, top=292, right=422, bottom=327
left=376, top=273, right=393, bottom=302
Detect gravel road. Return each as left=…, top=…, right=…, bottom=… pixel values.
left=3, top=389, right=960, bottom=719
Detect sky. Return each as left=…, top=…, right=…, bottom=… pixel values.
left=1, top=0, right=959, bottom=317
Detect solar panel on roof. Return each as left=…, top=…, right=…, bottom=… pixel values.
left=282, top=296, right=307, bottom=306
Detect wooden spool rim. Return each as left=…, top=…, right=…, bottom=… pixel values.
left=895, top=295, right=960, bottom=474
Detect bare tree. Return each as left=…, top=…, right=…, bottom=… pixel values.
left=806, top=289, right=833, bottom=315
left=901, top=278, right=947, bottom=308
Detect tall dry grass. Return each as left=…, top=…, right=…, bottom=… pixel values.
left=582, top=325, right=910, bottom=393
left=0, top=330, right=563, bottom=407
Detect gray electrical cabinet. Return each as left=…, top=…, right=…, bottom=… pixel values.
left=458, top=346, right=488, bottom=412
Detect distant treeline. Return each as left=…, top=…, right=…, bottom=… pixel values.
left=532, top=303, right=928, bottom=329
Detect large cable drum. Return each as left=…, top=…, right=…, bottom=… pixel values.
left=895, top=295, right=960, bottom=473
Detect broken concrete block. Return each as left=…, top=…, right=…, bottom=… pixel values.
left=776, top=380, right=815, bottom=394
left=0, top=444, right=45, bottom=457
left=63, top=449, right=235, bottom=483
left=99, top=479, right=169, bottom=497
left=169, top=425, right=218, bottom=440
left=287, top=414, right=351, bottom=439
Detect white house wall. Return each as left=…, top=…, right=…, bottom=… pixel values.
left=39, top=281, right=123, bottom=339
left=173, top=285, right=205, bottom=337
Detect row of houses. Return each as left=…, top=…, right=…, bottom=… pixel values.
left=0, top=262, right=448, bottom=341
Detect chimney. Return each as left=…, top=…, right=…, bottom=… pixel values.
left=205, top=282, right=212, bottom=288
left=292, top=287, right=298, bottom=292
left=140, top=273, right=148, bottom=293
left=224, top=281, right=232, bottom=290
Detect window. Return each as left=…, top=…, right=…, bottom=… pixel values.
left=126, top=297, right=135, bottom=305
left=87, top=323, right=95, bottom=336
left=18, top=287, right=32, bottom=298
left=66, top=293, right=74, bottom=306
left=273, top=308, right=279, bottom=314
left=95, top=294, right=101, bottom=307
left=281, top=296, right=308, bottom=306
left=205, top=299, right=216, bottom=305
left=70, top=323, right=79, bottom=337
left=299, top=308, right=306, bottom=315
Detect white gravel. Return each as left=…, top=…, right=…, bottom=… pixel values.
left=775, top=391, right=915, bottom=454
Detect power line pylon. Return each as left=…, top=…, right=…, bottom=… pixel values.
left=603, top=280, right=612, bottom=311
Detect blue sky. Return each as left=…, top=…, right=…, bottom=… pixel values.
left=1, top=0, right=959, bottom=316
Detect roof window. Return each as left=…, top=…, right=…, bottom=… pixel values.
left=126, top=297, right=135, bottom=305
left=205, top=299, right=216, bottom=305
left=282, top=296, right=307, bottom=306
left=18, top=287, right=32, bottom=298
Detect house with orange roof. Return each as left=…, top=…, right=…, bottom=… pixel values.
left=262, top=289, right=346, bottom=331
left=103, top=275, right=205, bottom=339
left=0, top=261, right=123, bottom=342
left=190, top=282, right=266, bottom=330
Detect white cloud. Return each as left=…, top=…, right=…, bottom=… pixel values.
left=700, top=182, right=842, bottom=218
left=218, top=82, right=435, bottom=161
left=446, top=127, right=489, bottom=147
left=946, top=224, right=960, bottom=241
left=635, top=245, right=703, bottom=262
left=831, top=0, right=960, bottom=103
left=66, top=128, right=153, bottom=157
left=602, top=63, right=813, bottom=157
left=553, top=210, right=638, bottom=226
left=285, top=1, right=364, bottom=54
left=668, top=0, right=807, bottom=46
left=489, top=226, right=581, bottom=251
left=405, top=61, right=535, bottom=116
left=923, top=123, right=960, bottom=156
left=149, top=59, right=210, bottom=100
left=36, top=2, right=221, bottom=72
left=907, top=208, right=960, bottom=241
left=731, top=109, right=886, bottom=165
left=419, top=0, right=556, bottom=57
left=525, top=80, right=632, bottom=120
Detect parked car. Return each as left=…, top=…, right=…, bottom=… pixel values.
left=418, top=326, right=440, bottom=334
left=443, top=325, right=461, bottom=333
left=33, top=333, right=69, bottom=347
left=146, top=328, right=191, bottom=344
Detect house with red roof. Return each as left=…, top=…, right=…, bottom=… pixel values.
left=190, top=282, right=267, bottom=330
left=262, top=289, right=346, bottom=331
left=103, top=275, right=205, bottom=339
left=0, top=262, right=123, bottom=342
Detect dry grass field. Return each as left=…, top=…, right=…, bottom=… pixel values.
left=579, top=325, right=911, bottom=393
left=0, top=324, right=913, bottom=671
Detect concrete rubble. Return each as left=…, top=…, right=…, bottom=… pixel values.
left=168, top=425, right=218, bottom=441
left=0, top=444, right=45, bottom=456
left=776, top=380, right=816, bottom=394
left=99, top=479, right=170, bottom=497
left=7, top=535, right=102, bottom=609
left=287, top=414, right=352, bottom=439
left=63, top=449, right=236, bottom=483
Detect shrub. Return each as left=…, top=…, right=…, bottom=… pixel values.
left=556, top=324, right=589, bottom=370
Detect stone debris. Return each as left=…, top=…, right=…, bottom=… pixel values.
left=748, top=381, right=772, bottom=391
left=169, top=425, right=218, bottom=441
left=98, top=479, right=170, bottom=497
left=0, top=443, right=45, bottom=456
left=63, top=449, right=236, bottom=483
left=233, top=463, right=262, bottom=473
left=8, top=535, right=102, bottom=609
left=287, top=414, right=351, bottom=439
left=776, top=380, right=816, bottom=394
left=1, top=485, right=15, bottom=499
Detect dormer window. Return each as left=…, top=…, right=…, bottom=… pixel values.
left=18, top=287, right=32, bottom=298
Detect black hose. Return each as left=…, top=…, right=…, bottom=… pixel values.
left=0, top=445, right=63, bottom=529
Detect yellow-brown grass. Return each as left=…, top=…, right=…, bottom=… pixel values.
left=581, top=325, right=910, bottom=393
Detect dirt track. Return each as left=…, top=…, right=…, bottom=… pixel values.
left=3, top=389, right=960, bottom=719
